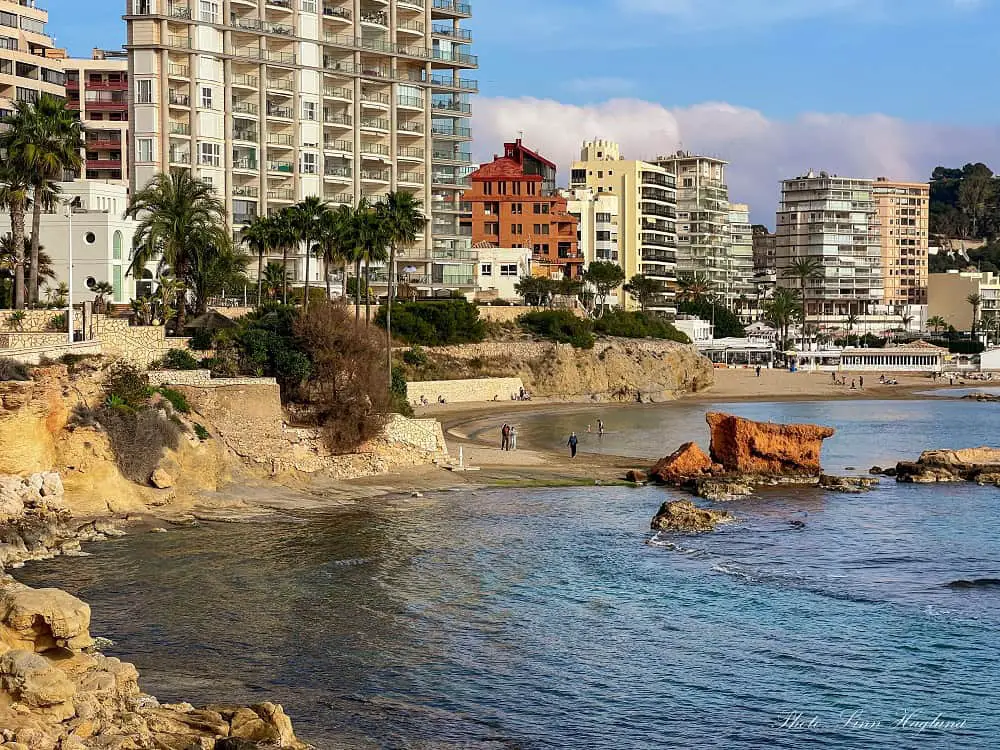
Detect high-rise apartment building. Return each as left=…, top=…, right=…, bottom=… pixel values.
left=752, top=224, right=776, bottom=272
left=775, top=171, right=883, bottom=321
left=654, top=152, right=735, bottom=304
left=0, top=0, right=63, bottom=118
left=463, top=140, right=581, bottom=278
left=873, top=177, right=929, bottom=310
left=570, top=139, right=678, bottom=314
left=64, top=50, right=130, bottom=183
left=728, top=202, right=755, bottom=320
left=563, top=187, right=622, bottom=302
left=124, top=0, right=476, bottom=288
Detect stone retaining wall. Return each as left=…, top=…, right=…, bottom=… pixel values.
left=385, top=414, right=448, bottom=455
left=426, top=338, right=690, bottom=361
left=407, top=377, right=525, bottom=405
left=0, top=310, right=66, bottom=333
left=0, top=341, right=101, bottom=365
left=95, top=317, right=191, bottom=366
left=477, top=305, right=586, bottom=323
left=0, top=332, right=71, bottom=349
left=148, top=369, right=277, bottom=387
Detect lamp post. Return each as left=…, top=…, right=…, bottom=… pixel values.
left=64, top=199, right=74, bottom=344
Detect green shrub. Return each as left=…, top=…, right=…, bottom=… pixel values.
left=103, top=361, right=151, bottom=410
left=376, top=299, right=485, bottom=346
left=158, top=348, right=201, bottom=370
left=158, top=387, right=191, bottom=414
left=273, top=348, right=312, bottom=385
left=0, top=357, right=31, bottom=381
left=391, top=366, right=413, bottom=417
left=519, top=310, right=595, bottom=349
left=402, top=346, right=428, bottom=367
left=188, top=328, right=215, bottom=351
left=6, top=311, right=25, bottom=331
left=593, top=310, right=691, bottom=343
left=193, top=423, right=210, bottom=440
left=47, top=313, right=67, bottom=332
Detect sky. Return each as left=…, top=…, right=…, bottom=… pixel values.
left=47, top=0, right=1000, bottom=224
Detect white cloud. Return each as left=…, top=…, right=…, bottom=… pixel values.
left=565, top=77, right=638, bottom=97
left=473, top=97, right=1000, bottom=225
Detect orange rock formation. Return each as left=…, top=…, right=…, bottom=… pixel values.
left=706, top=412, right=835, bottom=476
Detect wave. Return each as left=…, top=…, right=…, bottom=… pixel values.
left=945, top=578, right=1000, bottom=589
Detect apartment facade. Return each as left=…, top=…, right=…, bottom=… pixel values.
left=728, top=202, right=755, bottom=320
left=775, top=171, right=883, bottom=321
left=563, top=187, right=622, bottom=302
left=463, top=140, right=581, bottom=279
left=64, top=50, right=130, bottom=183
left=570, top=139, right=678, bottom=314
left=752, top=224, right=776, bottom=272
left=654, top=151, right=735, bottom=304
left=873, top=177, right=929, bottom=310
left=124, top=0, right=476, bottom=290
left=0, top=0, right=63, bottom=118
left=928, top=270, right=1000, bottom=333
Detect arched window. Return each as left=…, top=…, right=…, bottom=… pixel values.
left=113, top=231, right=123, bottom=260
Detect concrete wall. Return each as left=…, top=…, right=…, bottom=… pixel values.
left=148, top=370, right=277, bottom=387
left=384, top=414, right=448, bottom=455
left=408, top=377, right=525, bottom=405
left=928, top=272, right=981, bottom=331
left=94, top=317, right=192, bottom=367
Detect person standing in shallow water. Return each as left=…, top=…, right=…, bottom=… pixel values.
left=597, top=419, right=605, bottom=437
left=568, top=432, right=579, bottom=458
left=501, top=423, right=510, bottom=451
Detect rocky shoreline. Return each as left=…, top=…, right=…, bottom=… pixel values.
left=0, top=472, right=313, bottom=750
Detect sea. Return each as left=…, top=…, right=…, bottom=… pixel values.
left=16, top=397, right=1000, bottom=749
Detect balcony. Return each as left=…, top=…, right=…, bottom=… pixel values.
left=323, top=112, right=353, bottom=127
left=324, top=86, right=352, bottom=100
left=431, top=23, right=471, bottom=40
left=398, top=171, right=424, bottom=185
left=168, top=63, right=190, bottom=78
left=398, top=121, right=425, bottom=135
left=360, top=143, right=390, bottom=158
left=168, top=122, right=190, bottom=135
left=430, top=125, right=471, bottom=139
left=324, top=139, right=352, bottom=152
left=397, top=95, right=424, bottom=109
left=87, top=158, right=123, bottom=169
left=233, top=129, right=258, bottom=143
left=233, top=157, right=258, bottom=171
left=232, top=74, right=258, bottom=88
left=432, top=173, right=469, bottom=187
left=360, top=117, right=390, bottom=131
left=324, top=165, right=352, bottom=179
left=397, top=18, right=424, bottom=34
left=431, top=49, right=477, bottom=67
left=398, top=146, right=425, bottom=160
left=429, top=73, right=478, bottom=91
left=267, top=160, right=294, bottom=174
left=85, top=79, right=129, bottom=91
left=398, top=0, right=425, bottom=8
left=361, top=168, right=390, bottom=182
left=266, top=103, right=293, bottom=119
left=432, top=150, right=472, bottom=163
left=87, top=134, right=122, bottom=147
left=267, top=133, right=294, bottom=147
left=431, top=0, right=471, bottom=16
left=233, top=212, right=257, bottom=225
left=267, top=188, right=295, bottom=201
left=322, top=3, right=351, bottom=20
left=232, top=100, right=259, bottom=116
left=169, top=152, right=191, bottom=164
left=361, top=90, right=391, bottom=107
left=233, top=185, right=259, bottom=198
left=431, top=99, right=471, bottom=114
left=326, top=191, right=353, bottom=204
left=168, top=91, right=191, bottom=107
left=431, top=198, right=471, bottom=213
left=168, top=35, right=192, bottom=49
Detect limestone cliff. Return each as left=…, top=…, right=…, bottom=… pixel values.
left=417, top=339, right=714, bottom=402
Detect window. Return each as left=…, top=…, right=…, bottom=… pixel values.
left=113, top=231, right=123, bottom=260
left=134, top=0, right=151, bottom=13
left=0, top=36, right=17, bottom=51
left=480, top=263, right=492, bottom=276
left=498, top=181, right=507, bottom=195
left=0, top=11, right=16, bottom=28
left=136, top=137, right=153, bottom=163
left=683, top=178, right=693, bottom=187
left=533, top=224, right=549, bottom=236
left=301, top=0, right=316, bottom=10
left=483, top=182, right=492, bottom=195
left=201, top=86, right=213, bottom=108
left=484, top=222, right=499, bottom=235
left=135, top=79, right=152, bottom=104
left=15, top=87, right=37, bottom=103
left=510, top=224, right=522, bottom=234
left=201, top=175, right=214, bottom=190
left=199, top=142, right=221, bottom=166
left=302, top=100, right=316, bottom=120
left=301, top=152, right=317, bottom=174
left=199, top=0, right=219, bottom=22
left=511, top=203, right=522, bottom=215
left=596, top=212, right=611, bottom=223
left=500, top=264, right=518, bottom=277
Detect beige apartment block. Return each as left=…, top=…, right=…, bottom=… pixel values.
left=124, top=0, right=476, bottom=288
left=928, top=270, right=1000, bottom=333
left=775, top=171, right=884, bottom=322
left=653, top=152, right=736, bottom=303
left=570, top=139, right=678, bottom=314
left=873, top=177, right=929, bottom=309
left=562, top=187, right=624, bottom=306
left=64, top=50, right=130, bottom=184
left=728, top=202, right=755, bottom=321
left=0, top=0, right=64, bottom=116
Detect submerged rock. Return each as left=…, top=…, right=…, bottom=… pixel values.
left=692, top=477, right=755, bottom=502
left=625, top=469, right=648, bottom=483
left=650, top=500, right=734, bottom=533
left=819, top=475, right=880, bottom=493
left=706, top=412, right=835, bottom=477
left=895, top=447, right=1000, bottom=484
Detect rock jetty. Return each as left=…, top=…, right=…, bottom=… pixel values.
left=893, top=447, right=1000, bottom=484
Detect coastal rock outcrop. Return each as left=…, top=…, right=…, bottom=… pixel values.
left=650, top=500, right=734, bottom=533
left=707, top=412, right=835, bottom=477
left=895, top=447, right=1000, bottom=484
left=0, top=576, right=312, bottom=749
left=818, top=475, right=880, bottom=493
left=650, top=442, right=715, bottom=484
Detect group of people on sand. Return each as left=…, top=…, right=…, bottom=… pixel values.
left=500, top=422, right=518, bottom=451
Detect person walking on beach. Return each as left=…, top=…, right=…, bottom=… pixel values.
left=597, top=419, right=605, bottom=437
left=859, top=376, right=864, bottom=389
left=501, top=423, right=510, bottom=451
left=510, top=426, right=518, bottom=451
left=755, top=365, right=761, bottom=378
left=567, top=432, right=579, bottom=458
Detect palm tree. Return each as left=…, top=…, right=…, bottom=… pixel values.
left=91, top=280, right=114, bottom=313
left=900, top=313, right=914, bottom=334
left=926, top=315, right=947, bottom=335
left=781, top=257, right=823, bottom=334
left=0, top=164, right=31, bottom=309
left=290, top=196, right=329, bottom=311
left=1, top=236, right=56, bottom=294
left=240, top=216, right=272, bottom=307
left=125, top=170, right=231, bottom=329
left=267, top=208, right=298, bottom=305
left=845, top=312, right=859, bottom=346
left=261, top=261, right=287, bottom=300
left=378, top=191, right=425, bottom=387
left=967, top=293, right=982, bottom=339
left=352, top=201, right=389, bottom=324
left=764, top=287, right=803, bottom=349
left=0, top=95, right=84, bottom=306
left=316, top=203, right=353, bottom=300
left=676, top=272, right=714, bottom=304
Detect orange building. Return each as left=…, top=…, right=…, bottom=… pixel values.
left=463, top=140, right=582, bottom=278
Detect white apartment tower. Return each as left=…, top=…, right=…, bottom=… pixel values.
left=0, top=0, right=63, bottom=117
left=653, top=152, right=735, bottom=304
left=775, top=171, right=884, bottom=321
left=728, top=202, right=755, bottom=320
left=124, top=0, right=476, bottom=284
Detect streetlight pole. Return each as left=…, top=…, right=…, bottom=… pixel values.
left=65, top=201, right=74, bottom=344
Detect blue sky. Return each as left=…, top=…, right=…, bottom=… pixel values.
left=47, top=0, right=1000, bottom=222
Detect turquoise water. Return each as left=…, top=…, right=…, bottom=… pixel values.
left=17, top=400, right=1000, bottom=749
